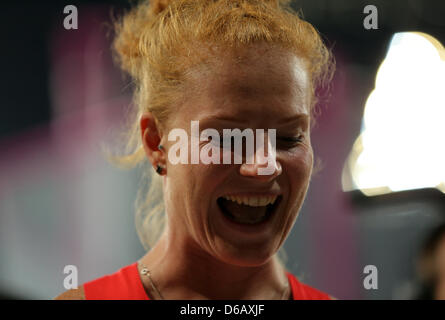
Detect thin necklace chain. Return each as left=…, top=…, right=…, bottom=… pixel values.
left=139, top=261, right=165, bottom=300
left=138, top=261, right=290, bottom=300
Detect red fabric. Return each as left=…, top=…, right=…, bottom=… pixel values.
left=83, top=262, right=331, bottom=300
left=84, top=263, right=148, bottom=300
left=285, top=271, right=331, bottom=300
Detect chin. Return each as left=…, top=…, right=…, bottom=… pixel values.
left=211, top=238, right=279, bottom=268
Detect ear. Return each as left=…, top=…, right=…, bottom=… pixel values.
left=140, top=112, right=166, bottom=170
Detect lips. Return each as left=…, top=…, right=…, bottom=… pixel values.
left=216, top=195, right=281, bottom=225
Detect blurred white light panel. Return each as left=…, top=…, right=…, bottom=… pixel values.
left=342, top=32, right=445, bottom=196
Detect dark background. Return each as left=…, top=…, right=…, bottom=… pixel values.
left=2, top=0, right=445, bottom=138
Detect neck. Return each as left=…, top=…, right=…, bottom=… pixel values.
left=139, top=232, right=290, bottom=300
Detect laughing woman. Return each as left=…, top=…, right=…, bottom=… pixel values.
left=56, top=0, right=334, bottom=300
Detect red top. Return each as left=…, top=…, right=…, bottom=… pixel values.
left=83, top=262, right=331, bottom=300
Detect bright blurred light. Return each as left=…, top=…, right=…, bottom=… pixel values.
left=342, top=32, right=445, bottom=196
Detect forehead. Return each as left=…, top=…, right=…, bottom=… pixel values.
left=178, top=44, right=310, bottom=125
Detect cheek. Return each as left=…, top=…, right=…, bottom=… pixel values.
left=165, top=164, right=200, bottom=219
left=281, top=147, right=313, bottom=214
left=285, top=147, right=314, bottom=183
left=168, top=163, right=217, bottom=218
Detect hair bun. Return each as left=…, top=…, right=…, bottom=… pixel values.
left=149, top=0, right=173, bottom=15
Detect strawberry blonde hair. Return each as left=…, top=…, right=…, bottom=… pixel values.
left=109, top=0, right=334, bottom=252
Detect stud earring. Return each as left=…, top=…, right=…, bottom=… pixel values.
left=158, top=144, right=163, bottom=150
left=156, top=164, right=164, bottom=175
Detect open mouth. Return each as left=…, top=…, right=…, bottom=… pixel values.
left=216, top=195, right=281, bottom=225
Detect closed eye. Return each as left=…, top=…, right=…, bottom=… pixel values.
left=208, top=136, right=235, bottom=147
left=208, top=134, right=304, bottom=149
left=277, top=135, right=304, bottom=148
left=207, top=135, right=236, bottom=151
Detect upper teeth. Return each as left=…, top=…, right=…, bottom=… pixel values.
left=222, top=195, right=278, bottom=207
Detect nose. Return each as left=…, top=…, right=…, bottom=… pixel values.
left=239, top=131, right=282, bottom=181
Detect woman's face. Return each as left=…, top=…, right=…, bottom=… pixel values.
left=162, top=43, right=313, bottom=267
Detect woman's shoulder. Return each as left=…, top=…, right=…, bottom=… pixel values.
left=54, top=286, right=85, bottom=300
left=83, top=262, right=148, bottom=300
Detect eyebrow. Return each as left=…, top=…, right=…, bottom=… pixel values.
left=200, top=115, right=247, bottom=125
left=199, top=112, right=309, bottom=127
left=276, top=113, right=309, bottom=126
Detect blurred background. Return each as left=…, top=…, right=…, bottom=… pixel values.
left=0, top=0, right=444, bottom=299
